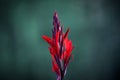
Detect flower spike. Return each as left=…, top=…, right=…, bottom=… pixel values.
left=42, top=11, right=74, bottom=80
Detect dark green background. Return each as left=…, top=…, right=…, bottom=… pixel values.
left=0, top=0, right=120, bottom=80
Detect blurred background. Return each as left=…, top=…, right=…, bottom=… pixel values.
left=0, top=0, right=120, bottom=80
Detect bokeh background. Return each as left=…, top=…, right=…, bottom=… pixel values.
left=0, top=0, right=120, bottom=80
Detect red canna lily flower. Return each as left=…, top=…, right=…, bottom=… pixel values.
left=42, top=11, right=74, bottom=80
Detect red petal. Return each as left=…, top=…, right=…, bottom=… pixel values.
left=55, top=31, right=60, bottom=57
left=63, top=38, right=74, bottom=66
left=49, top=47, right=55, bottom=56
left=42, top=35, right=54, bottom=46
left=64, top=38, right=73, bottom=51
left=52, top=60, right=60, bottom=75
left=64, top=28, right=70, bottom=39
left=55, top=31, right=60, bottom=43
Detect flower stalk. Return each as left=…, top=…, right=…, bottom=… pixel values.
left=42, top=11, right=74, bottom=80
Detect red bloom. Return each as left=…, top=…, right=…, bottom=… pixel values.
left=42, top=11, right=74, bottom=80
